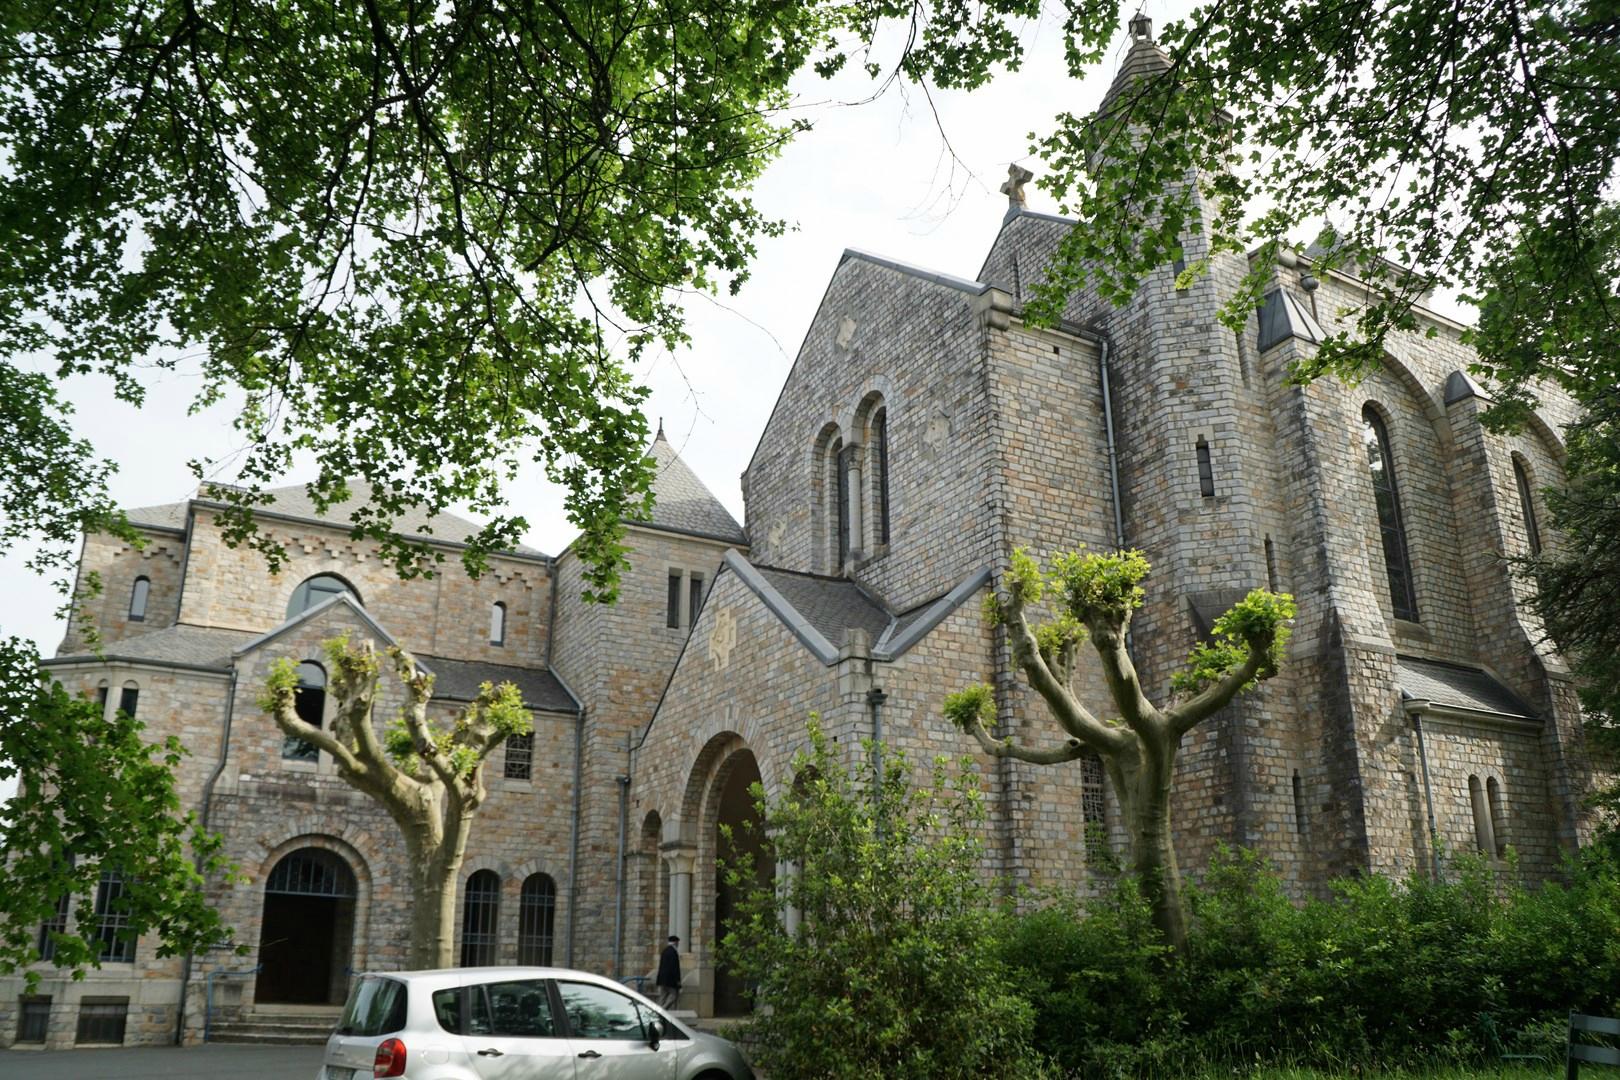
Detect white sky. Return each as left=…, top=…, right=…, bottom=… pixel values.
left=0, top=3, right=1205, bottom=658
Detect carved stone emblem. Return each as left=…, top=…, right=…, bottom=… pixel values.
left=708, top=606, right=739, bottom=671
left=924, top=409, right=952, bottom=454
left=835, top=316, right=857, bottom=350
left=766, top=519, right=786, bottom=557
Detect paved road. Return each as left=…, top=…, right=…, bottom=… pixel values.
left=0, top=1043, right=325, bottom=1079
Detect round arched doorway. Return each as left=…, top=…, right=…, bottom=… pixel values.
left=711, top=749, right=771, bottom=1016
left=255, top=846, right=358, bottom=1005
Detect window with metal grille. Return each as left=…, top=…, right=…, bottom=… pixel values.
left=117, top=685, right=139, bottom=718
left=283, top=661, right=325, bottom=761
left=93, top=869, right=134, bottom=962
left=460, top=870, right=500, bottom=967
left=74, top=998, right=128, bottom=1045
left=265, top=848, right=357, bottom=898
left=688, top=575, right=704, bottom=628
left=666, top=572, right=681, bottom=629
left=1080, top=751, right=1108, bottom=864
left=37, top=889, right=69, bottom=961
left=128, top=577, right=149, bottom=621
left=517, top=874, right=556, bottom=965
left=504, top=732, right=533, bottom=781
left=490, top=601, right=507, bottom=646
left=874, top=409, right=891, bottom=546
left=1195, top=436, right=1215, bottom=497
left=1512, top=454, right=1542, bottom=555
left=17, top=997, right=50, bottom=1044
left=1362, top=406, right=1420, bottom=622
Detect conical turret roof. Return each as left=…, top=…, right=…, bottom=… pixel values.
left=1097, top=14, right=1174, bottom=121
left=630, top=424, right=747, bottom=544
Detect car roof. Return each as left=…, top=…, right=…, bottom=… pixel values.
left=355, top=967, right=631, bottom=995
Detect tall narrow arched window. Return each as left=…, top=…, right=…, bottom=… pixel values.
left=1512, top=454, right=1542, bottom=555
left=518, top=874, right=557, bottom=965
left=833, top=436, right=851, bottom=568
left=128, top=576, right=150, bottom=621
left=873, top=408, right=891, bottom=546
left=460, top=870, right=500, bottom=967
left=1486, top=776, right=1508, bottom=856
left=490, top=601, right=507, bottom=646
left=1361, top=406, right=1420, bottom=622
left=283, top=661, right=325, bottom=761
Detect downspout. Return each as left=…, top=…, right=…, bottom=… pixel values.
left=866, top=688, right=886, bottom=781
left=1097, top=336, right=1127, bottom=553
left=567, top=706, right=585, bottom=967
left=1411, top=710, right=1443, bottom=881
left=613, top=768, right=629, bottom=978
left=176, top=667, right=239, bottom=1045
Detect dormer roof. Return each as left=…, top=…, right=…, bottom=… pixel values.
left=630, top=427, right=747, bottom=545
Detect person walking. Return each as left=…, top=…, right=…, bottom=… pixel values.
left=655, top=935, right=682, bottom=1009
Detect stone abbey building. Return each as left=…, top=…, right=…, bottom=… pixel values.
left=3, top=22, right=1605, bottom=1050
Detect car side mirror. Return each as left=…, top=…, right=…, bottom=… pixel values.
left=647, top=1015, right=667, bottom=1049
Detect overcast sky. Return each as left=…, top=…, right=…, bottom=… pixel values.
left=0, top=3, right=1214, bottom=658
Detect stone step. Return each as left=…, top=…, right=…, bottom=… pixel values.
left=208, top=1027, right=331, bottom=1045
left=209, top=1012, right=337, bottom=1045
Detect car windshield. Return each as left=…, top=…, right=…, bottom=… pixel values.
left=337, top=977, right=407, bottom=1037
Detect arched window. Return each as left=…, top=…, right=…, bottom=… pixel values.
left=128, top=576, right=150, bottom=621
left=287, top=574, right=360, bottom=618
left=1468, top=775, right=1496, bottom=855
left=517, top=874, right=557, bottom=965
left=460, top=870, right=500, bottom=966
left=1512, top=454, right=1542, bottom=555
left=1362, top=406, right=1420, bottom=622
left=1486, top=776, right=1508, bottom=856
left=117, top=681, right=139, bottom=718
left=282, top=661, right=325, bottom=761
left=834, top=435, right=852, bottom=568
left=490, top=601, right=507, bottom=646
left=872, top=408, right=891, bottom=547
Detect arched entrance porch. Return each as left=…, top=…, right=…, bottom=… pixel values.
left=255, top=847, right=358, bottom=1005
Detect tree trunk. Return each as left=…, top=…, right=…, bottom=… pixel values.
left=1120, top=743, right=1188, bottom=951
left=403, top=831, right=460, bottom=969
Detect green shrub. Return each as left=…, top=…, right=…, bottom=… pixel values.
left=1002, top=842, right=1620, bottom=1078
left=717, top=719, right=1046, bottom=1080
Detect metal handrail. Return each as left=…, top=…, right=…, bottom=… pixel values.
left=203, top=964, right=262, bottom=1043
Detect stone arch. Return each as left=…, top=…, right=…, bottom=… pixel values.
left=633, top=810, right=665, bottom=975
left=1377, top=350, right=1456, bottom=458
left=696, top=743, right=771, bottom=1016
left=852, top=387, right=893, bottom=553
left=253, top=835, right=370, bottom=1006
left=810, top=421, right=844, bottom=574
left=454, top=854, right=515, bottom=964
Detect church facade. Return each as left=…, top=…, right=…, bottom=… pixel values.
left=3, top=26, right=1606, bottom=1050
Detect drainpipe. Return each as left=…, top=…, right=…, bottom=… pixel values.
left=176, top=668, right=240, bottom=1045
left=1096, top=335, right=1126, bottom=554
left=1411, top=711, right=1443, bottom=881
left=866, top=687, right=886, bottom=780
left=566, top=706, right=585, bottom=967
left=613, top=768, right=630, bottom=978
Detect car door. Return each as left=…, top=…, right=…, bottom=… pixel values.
left=457, top=978, right=577, bottom=1080
left=556, top=980, right=678, bottom=1080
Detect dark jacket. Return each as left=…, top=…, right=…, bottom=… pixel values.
left=656, top=943, right=681, bottom=988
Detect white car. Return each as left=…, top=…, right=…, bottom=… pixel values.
left=318, top=966, right=755, bottom=1079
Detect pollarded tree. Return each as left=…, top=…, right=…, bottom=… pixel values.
left=261, top=635, right=531, bottom=968
left=944, top=549, right=1294, bottom=950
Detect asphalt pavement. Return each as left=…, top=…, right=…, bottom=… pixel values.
left=0, top=1043, right=325, bottom=1079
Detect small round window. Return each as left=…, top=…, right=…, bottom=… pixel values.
left=287, top=574, right=360, bottom=618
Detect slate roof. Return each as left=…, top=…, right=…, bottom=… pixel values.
left=1097, top=22, right=1175, bottom=121
left=631, top=430, right=746, bottom=544
left=48, top=624, right=257, bottom=671
left=1397, top=656, right=1534, bottom=718
left=417, top=655, right=579, bottom=713
left=752, top=566, right=892, bottom=650
left=124, top=480, right=547, bottom=557
left=723, top=552, right=991, bottom=665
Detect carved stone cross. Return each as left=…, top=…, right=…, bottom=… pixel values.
left=1000, top=164, right=1034, bottom=209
